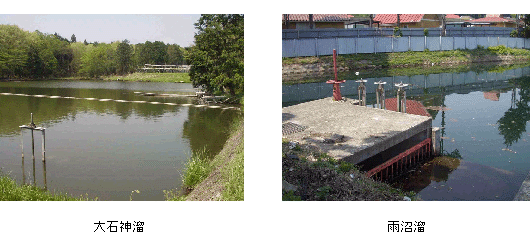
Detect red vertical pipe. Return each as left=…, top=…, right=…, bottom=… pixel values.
left=333, top=49, right=338, bottom=81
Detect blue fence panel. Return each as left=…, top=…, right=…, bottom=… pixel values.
left=426, top=37, right=441, bottom=51
left=487, top=37, right=498, bottom=47
left=297, top=39, right=317, bottom=57
left=507, top=38, right=517, bottom=48
left=283, top=39, right=296, bottom=57
left=376, top=37, right=393, bottom=53
left=338, top=38, right=356, bottom=54
left=477, top=37, right=489, bottom=48
left=454, top=37, right=466, bottom=49
left=466, top=37, right=477, bottom=49
left=499, top=37, right=508, bottom=47
left=516, top=38, right=524, bottom=49
left=358, top=38, right=375, bottom=53
left=441, top=37, right=453, bottom=51
left=316, top=38, right=336, bottom=56
left=524, top=39, right=530, bottom=49
left=394, top=37, right=409, bottom=52
left=410, top=37, right=425, bottom=51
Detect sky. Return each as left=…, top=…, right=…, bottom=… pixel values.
left=0, top=14, right=201, bottom=47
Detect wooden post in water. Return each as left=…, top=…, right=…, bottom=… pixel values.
left=42, top=129, right=45, bottom=162
left=19, top=113, right=47, bottom=187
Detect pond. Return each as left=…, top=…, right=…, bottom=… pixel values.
left=283, top=64, right=530, bottom=201
left=0, top=80, right=241, bottom=201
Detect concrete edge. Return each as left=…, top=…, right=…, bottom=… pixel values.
left=514, top=171, right=530, bottom=201
left=344, top=118, right=433, bottom=164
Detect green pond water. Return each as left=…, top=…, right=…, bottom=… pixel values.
left=283, top=64, right=530, bottom=200
left=0, top=80, right=241, bottom=200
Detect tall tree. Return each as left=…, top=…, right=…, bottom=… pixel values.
left=167, top=43, right=185, bottom=65
left=0, top=25, right=30, bottom=78
left=187, top=14, right=244, bottom=97
left=71, top=34, right=76, bottom=43
left=116, top=39, right=134, bottom=74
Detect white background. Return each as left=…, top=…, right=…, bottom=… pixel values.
left=1, top=1, right=529, bottom=238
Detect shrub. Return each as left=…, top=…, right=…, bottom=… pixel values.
left=182, top=148, right=212, bottom=189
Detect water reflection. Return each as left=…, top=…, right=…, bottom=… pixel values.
left=284, top=64, right=530, bottom=200
left=497, top=77, right=530, bottom=147
left=0, top=81, right=241, bottom=200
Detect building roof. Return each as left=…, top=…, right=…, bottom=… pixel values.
left=282, top=14, right=352, bottom=22
left=373, top=14, right=425, bottom=24
left=467, top=16, right=514, bottom=23
left=445, top=14, right=460, bottom=19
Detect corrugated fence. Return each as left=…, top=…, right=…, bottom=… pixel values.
left=282, top=28, right=529, bottom=57
left=283, top=36, right=530, bottom=57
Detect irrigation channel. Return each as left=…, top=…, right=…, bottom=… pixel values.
left=283, top=64, right=530, bottom=201
left=0, top=80, right=241, bottom=200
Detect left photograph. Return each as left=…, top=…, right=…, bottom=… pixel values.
left=0, top=14, right=244, bottom=201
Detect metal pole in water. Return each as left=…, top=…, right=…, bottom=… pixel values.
left=43, top=159, right=47, bottom=190
left=41, top=129, right=45, bottom=162
left=31, top=128, right=36, bottom=186
left=20, top=128, right=24, bottom=158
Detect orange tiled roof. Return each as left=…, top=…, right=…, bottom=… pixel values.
left=445, top=14, right=460, bottom=19
left=373, top=14, right=425, bottom=24
left=467, top=16, right=514, bottom=23
left=282, top=14, right=352, bottom=22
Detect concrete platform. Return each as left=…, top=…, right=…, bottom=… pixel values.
left=514, top=171, right=530, bottom=201
left=282, top=97, right=432, bottom=164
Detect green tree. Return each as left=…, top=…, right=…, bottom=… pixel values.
left=116, top=39, right=134, bottom=75
left=0, top=25, right=30, bottom=78
left=71, top=34, right=76, bottom=43
left=167, top=43, right=185, bottom=65
left=187, top=14, right=244, bottom=97
left=79, top=43, right=116, bottom=78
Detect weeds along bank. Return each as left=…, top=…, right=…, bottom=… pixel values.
left=0, top=175, right=94, bottom=201
left=282, top=46, right=530, bottom=80
left=166, top=118, right=244, bottom=201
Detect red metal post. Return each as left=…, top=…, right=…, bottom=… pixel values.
left=326, top=49, right=346, bottom=101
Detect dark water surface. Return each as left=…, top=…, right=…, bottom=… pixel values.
left=0, top=80, right=241, bottom=200
left=283, top=65, right=530, bottom=200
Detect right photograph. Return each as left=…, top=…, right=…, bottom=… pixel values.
left=282, top=14, right=530, bottom=201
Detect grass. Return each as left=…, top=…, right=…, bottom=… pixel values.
left=0, top=175, right=94, bottom=201
left=102, top=72, right=191, bottom=83
left=166, top=119, right=244, bottom=201
left=283, top=46, right=530, bottom=69
left=182, top=148, right=213, bottom=189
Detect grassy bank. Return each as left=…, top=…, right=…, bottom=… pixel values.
left=283, top=45, right=530, bottom=71
left=282, top=139, right=416, bottom=201
left=165, top=118, right=244, bottom=201
left=0, top=175, right=94, bottom=201
left=101, top=72, right=191, bottom=83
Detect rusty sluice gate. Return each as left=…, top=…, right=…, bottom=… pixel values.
left=365, top=138, right=432, bottom=182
